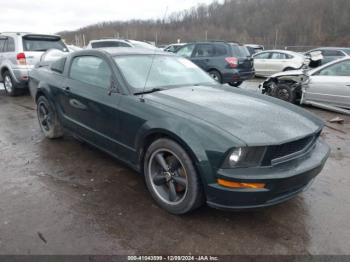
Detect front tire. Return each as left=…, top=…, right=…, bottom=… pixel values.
left=273, top=83, right=296, bottom=103
left=144, top=138, right=204, bottom=215
left=37, top=96, right=63, bottom=139
left=2, top=71, right=20, bottom=96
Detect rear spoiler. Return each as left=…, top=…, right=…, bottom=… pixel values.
left=23, top=34, right=61, bottom=41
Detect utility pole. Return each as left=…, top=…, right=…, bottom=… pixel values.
left=205, top=30, right=208, bottom=41
left=274, top=28, right=279, bottom=49
left=82, top=34, right=86, bottom=47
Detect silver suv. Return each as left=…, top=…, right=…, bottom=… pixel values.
left=0, top=32, right=68, bottom=96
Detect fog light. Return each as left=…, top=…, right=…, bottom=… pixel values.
left=217, top=179, right=265, bottom=189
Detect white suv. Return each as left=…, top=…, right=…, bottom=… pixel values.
left=0, top=32, right=68, bottom=96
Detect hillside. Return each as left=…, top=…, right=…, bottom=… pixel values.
left=59, top=0, right=350, bottom=49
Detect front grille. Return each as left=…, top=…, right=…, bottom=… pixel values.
left=262, top=132, right=320, bottom=166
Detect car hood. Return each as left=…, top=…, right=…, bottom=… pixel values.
left=269, top=69, right=305, bottom=78
left=147, top=86, right=323, bottom=146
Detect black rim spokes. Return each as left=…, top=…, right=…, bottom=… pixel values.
left=39, top=103, right=51, bottom=131
left=150, top=151, right=188, bottom=204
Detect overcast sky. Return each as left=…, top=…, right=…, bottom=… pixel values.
left=0, top=0, right=217, bottom=34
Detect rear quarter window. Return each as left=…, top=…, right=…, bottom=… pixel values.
left=214, top=44, right=229, bottom=56
left=50, top=57, right=66, bottom=74
left=230, top=45, right=250, bottom=57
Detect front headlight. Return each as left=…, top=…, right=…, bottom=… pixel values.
left=221, top=147, right=266, bottom=168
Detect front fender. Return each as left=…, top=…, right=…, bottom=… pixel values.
left=135, top=117, right=240, bottom=184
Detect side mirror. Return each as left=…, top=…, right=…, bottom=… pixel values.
left=108, top=77, right=119, bottom=96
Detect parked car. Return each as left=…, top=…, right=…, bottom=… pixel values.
left=0, top=32, right=68, bottom=96
left=260, top=57, right=350, bottom=110
left=175, top=41, right=254, bottom=87
left=67, top=44, right=83, bottom=52
left=163, top=43, right=187, bottom=53
left=253, top=50, right=310, bottom=77
left=305, top=47, right=350, bottom=65
left=29, top=48, right=330, bottom=214
left=86, top=39, right=158, bottom=50
left=245, top=44, right=264, bottom=55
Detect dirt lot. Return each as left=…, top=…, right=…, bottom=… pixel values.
left=0, top=81, right=349, bottom=255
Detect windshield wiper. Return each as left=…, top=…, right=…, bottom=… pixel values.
left=134, top=88, right=164, bottom=95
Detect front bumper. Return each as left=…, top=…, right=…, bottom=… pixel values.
left=206, top=139, right=330, bottom=210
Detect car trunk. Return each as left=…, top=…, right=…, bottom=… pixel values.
left=231, top=44, right=254, bottom=71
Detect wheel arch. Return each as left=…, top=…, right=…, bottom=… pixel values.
left=138, top=128, right=202, bottom=171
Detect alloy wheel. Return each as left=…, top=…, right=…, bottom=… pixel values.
left=38, top=102, right=52, bottom=132
left=277, top=88, right=290, bottom=101
left=4, top=75, right=13, bottom=94
left=148, top=149, right=188, bottom=205
left=210, top=73, right=219, bottom=81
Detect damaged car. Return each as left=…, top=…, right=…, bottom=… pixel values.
left=29, top=48, right=330, bottom=214
left=260, top=57, right=350, bottom=114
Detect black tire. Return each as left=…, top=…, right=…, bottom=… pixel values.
left=2, top=71, right=20, bottom=96
left=273, top=83, right=296, bottom=103
left=208, top=70, right=222, bottom=83
left=36, top=96, right=63, bottom=139
left=228, top=81, right=243, bottom=87
left=144, top=138, right=204, bottom=215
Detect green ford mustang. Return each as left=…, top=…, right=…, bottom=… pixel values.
left=29, top=48, right=330, bottom=214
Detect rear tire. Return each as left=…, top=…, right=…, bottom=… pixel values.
left=228, top=81, right=243, bottom=87
left=144, top=138, right=204, bottom=215
left=208, top=70, right=222, bottom=83
left=37, top=96, right=63, bottom=139
left=2, top=71, right=20, bottom=96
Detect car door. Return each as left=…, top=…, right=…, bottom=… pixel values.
left=305, top=59, right=350, bottom=108
left=175, top=44, right=195, bottom=60
left=269, top=52, right=290, bottom=73
left=60, top=54, right=124, bottom=155
left=190, top=44, right=215, bottom=71
left=253, top=52, right=271, bottom=76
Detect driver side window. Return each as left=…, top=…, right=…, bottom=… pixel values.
left=176, top=44, right=195, bottom=58
left=254, top=52, right=270, bottom=59
left=70, top=56, right=112, bottom=89
left=317, top=60, right=350, bottom=77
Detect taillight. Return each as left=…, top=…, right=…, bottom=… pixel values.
left=225, top=57, right=238, bottom=68
left=16, top=53, right=27, bottom=65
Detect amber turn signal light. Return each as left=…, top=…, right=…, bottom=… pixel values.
left=217, top=179, right=265, bottom=189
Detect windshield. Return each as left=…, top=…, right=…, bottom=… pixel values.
left=129, top=41, right=158, bottom=50
left=114, top=55, right=216, bottom=91
left=23, top=38, right=67, bottom=52
left=342, top=49, right=350, bottom=55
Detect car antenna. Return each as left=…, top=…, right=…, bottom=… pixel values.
left=140, top=6, right=169, bottom=103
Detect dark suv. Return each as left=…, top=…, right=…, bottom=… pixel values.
left=175, top=41, right=254, bottom=87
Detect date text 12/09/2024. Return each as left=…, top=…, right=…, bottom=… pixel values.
left=127, top=256, right=219, bottom=261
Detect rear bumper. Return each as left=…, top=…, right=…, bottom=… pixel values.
left=222, top=69, right=255, bottom=83
left=12, top=68, right=30, bottom=88
left=205, top=139, right=330, bottom=210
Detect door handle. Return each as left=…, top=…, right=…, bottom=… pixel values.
left=69, top=99, right=87, bottom=110
left=64, top=86, right=71, bottom=92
